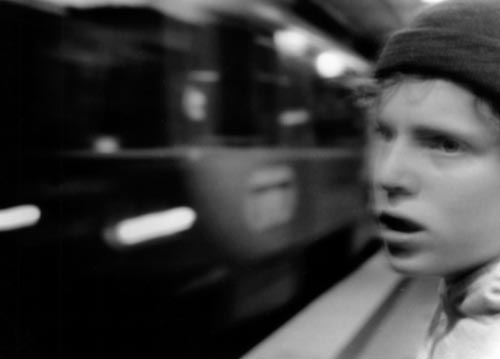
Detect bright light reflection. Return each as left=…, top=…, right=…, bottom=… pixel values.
left=0, top=205, right=41, bottom=231
left=112, top=207, right=196, bottom=246
left=274, top=29, right=309, bottom=56
left=92, top=135, right=120, bottom=153
left=315, top=51, right=347, bottom=78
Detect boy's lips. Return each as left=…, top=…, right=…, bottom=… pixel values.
left=377, top=212, right=425, bottom=234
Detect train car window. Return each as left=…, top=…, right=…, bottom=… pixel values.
left=310, top=76, right=368, bottom=146
left=51, top=7, right=194, bottom=150
left=182, top=19, right=280, bottom=146
left=273, top=26, right=371, bottom=148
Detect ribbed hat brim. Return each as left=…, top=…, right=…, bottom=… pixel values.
left=376, top=27, right=500, bottom=99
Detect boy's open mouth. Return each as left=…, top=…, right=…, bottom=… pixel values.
left=378, top=213, right=423, bottom=233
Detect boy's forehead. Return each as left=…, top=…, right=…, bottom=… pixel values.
left=379, top=78, right=468, bottom=104
left=375, top=79, right=500, bottom=138
left=376, top=79, right=475, bottom=117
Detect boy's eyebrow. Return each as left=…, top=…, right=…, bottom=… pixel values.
left=411, top=123, right=482, bottom=145
left=412, top=125, right=461, bottom=138
left=370, top=118, right=474, bottom=142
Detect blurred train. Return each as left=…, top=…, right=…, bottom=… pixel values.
left=0, top=0, right=374, bottom=358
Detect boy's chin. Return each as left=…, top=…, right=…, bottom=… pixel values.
left=383, top=249, right=433, bottom=277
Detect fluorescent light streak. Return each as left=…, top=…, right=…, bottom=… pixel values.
left=110, top=207, right=196, bottom=246
left=0, top=205, right=41, bottom=232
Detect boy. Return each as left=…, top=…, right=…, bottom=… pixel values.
left=370, top=0, right=500, bottom=358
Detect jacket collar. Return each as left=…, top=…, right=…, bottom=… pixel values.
left=441, top=259, right=500, bottom=318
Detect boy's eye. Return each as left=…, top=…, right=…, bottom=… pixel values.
left=425, top=136, right=463, bottom=153
left=440, top=139, right=461, bottom=153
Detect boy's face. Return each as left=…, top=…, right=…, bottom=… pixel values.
left=370, top=79, right=500, bottom=279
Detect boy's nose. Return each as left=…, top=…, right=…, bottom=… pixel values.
left=372, top=142, right=420, bottom=203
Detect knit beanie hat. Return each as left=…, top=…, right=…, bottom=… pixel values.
left=375, top=0, right=500, bottom=101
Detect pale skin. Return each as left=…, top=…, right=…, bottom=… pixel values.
left=370, top=79, right=500, bottom=282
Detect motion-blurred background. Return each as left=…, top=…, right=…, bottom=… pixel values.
left=0, top=0, right=434, bottom=358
